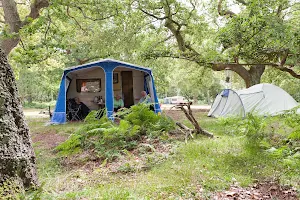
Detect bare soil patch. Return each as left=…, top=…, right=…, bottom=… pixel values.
left=32, top=132, right=67, bottom=149
left=213, top=182, right=298, bottom=200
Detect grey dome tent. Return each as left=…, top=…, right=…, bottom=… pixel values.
left=237, top=83, right=298, bottom=116
left=208, top=83, right=299, bottom=118
left=208, top=89, right=245, bottom=118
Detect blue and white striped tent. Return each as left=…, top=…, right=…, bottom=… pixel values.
left=51, top=59, right=161, bottom=124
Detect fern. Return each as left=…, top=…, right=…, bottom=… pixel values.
left=56, top=104, right=176, bottom=160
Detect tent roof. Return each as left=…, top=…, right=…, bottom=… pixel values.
left=238, top=83, right=280, bottom=95
left=64, top=58, right=152, bottom=74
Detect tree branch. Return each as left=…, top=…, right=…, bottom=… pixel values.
left=218, top=0, right=236, bottom=17
left=236, top=0, right=248, bottom=5
left=73, top=5, right=118, bottom=21
left=66, top=6, right=87, bottom=32
left=22, top=0, right=49, bottom=26
left=280, top=49, right=289, bottom=66
left=139, top=8, right=167, bottom=20
left=1, top=0, right=49, bottom=55
left=274, top=65, right=300, bottom=79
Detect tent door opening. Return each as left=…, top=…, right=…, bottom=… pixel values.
left=121, top=71, right=134, bottom=107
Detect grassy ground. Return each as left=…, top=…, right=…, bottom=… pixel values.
left=25, top=111, right=299, bottom=199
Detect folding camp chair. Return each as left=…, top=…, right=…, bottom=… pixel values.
left=95, top=108, right=105, bottom=119
left=67, top=100, right=82, bottom=121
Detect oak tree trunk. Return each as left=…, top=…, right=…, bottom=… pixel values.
left=246, top=65, right=265, bottom=88
left=0, top=49, right=38, bottom=190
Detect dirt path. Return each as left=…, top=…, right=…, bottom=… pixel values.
left=24, top=108, right=51, bottom=118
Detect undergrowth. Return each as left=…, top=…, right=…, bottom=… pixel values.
left=55, top=104, right=176, bottom=161
left=218, top=110, right=300, bottom=187
left=25, top=110, right=300, bottom=199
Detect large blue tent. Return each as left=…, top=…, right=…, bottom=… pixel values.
left=51, top=59, right=161, bottom=124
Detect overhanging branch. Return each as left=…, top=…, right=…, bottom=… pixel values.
left=218, top=0, right=236, bottom=17
left=22, top=0, right=49, bottom=26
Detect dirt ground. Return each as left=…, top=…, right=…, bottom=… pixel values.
left=32, top=131, right=67, bottom=149
left=213, top=182, right=298, bottom=200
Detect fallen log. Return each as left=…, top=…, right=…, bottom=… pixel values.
left=175, top=102, right=214, bottom=138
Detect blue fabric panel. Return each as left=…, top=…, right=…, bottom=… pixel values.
left=51, top=112, right=66, bottom=124
left=103, top=63, right=117, bottom=120
left=51, top=75, right=66, bottom=123
left=222, top=89, right=230, bottom=97
left=150, top=73, right=161, bottom=113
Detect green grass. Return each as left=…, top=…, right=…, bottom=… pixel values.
left=24, top=112, right=300, bottom=199
left=27, top=117, right=84, bottom=135
left=23, top=101, right=56, bottom=109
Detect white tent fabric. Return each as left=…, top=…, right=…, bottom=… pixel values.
left=208, top=89, right=245, bottom=118
left=208, top=83, right=299, bottom=118
left=237, top=83, right=298, bottom=115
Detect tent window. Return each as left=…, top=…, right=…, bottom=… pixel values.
left=76, top=79, right=101, bottom=93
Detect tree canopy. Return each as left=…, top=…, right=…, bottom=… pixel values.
left=1, top=0, right=300, bottom=102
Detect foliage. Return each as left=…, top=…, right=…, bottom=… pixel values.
left=218, top=112, right=300, bottom=181
left=6, top=0, right=300, bottom=103
left=56, top=104, right=175, bottom=161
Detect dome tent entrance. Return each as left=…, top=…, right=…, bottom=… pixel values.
left=208, top=89, right=245, bottom=118
left=208, top=83, right=299, bottom=118
left=51, top=59, right=161, bottom=124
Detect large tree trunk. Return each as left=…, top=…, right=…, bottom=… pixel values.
left=0, top=49, right=38, bottom=191
left=246, top=65, right=265, bottom=88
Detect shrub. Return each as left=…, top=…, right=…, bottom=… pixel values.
left=56, top=104, right=176, bottom=161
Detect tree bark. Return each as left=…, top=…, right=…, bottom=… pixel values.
left=0, top=48, right=38, bottom=190
left=1, top=0, right=22, bottom=55
left=176, top=103, right=213, bottom=138
left=247, top=65, right=265, bottom=88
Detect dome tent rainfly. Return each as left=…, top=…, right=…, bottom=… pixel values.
left=208, top=83, right=299, bottom=118
left=237, top=83, right=298, bottom=115
left=51, top=59, right=161, bottom=124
